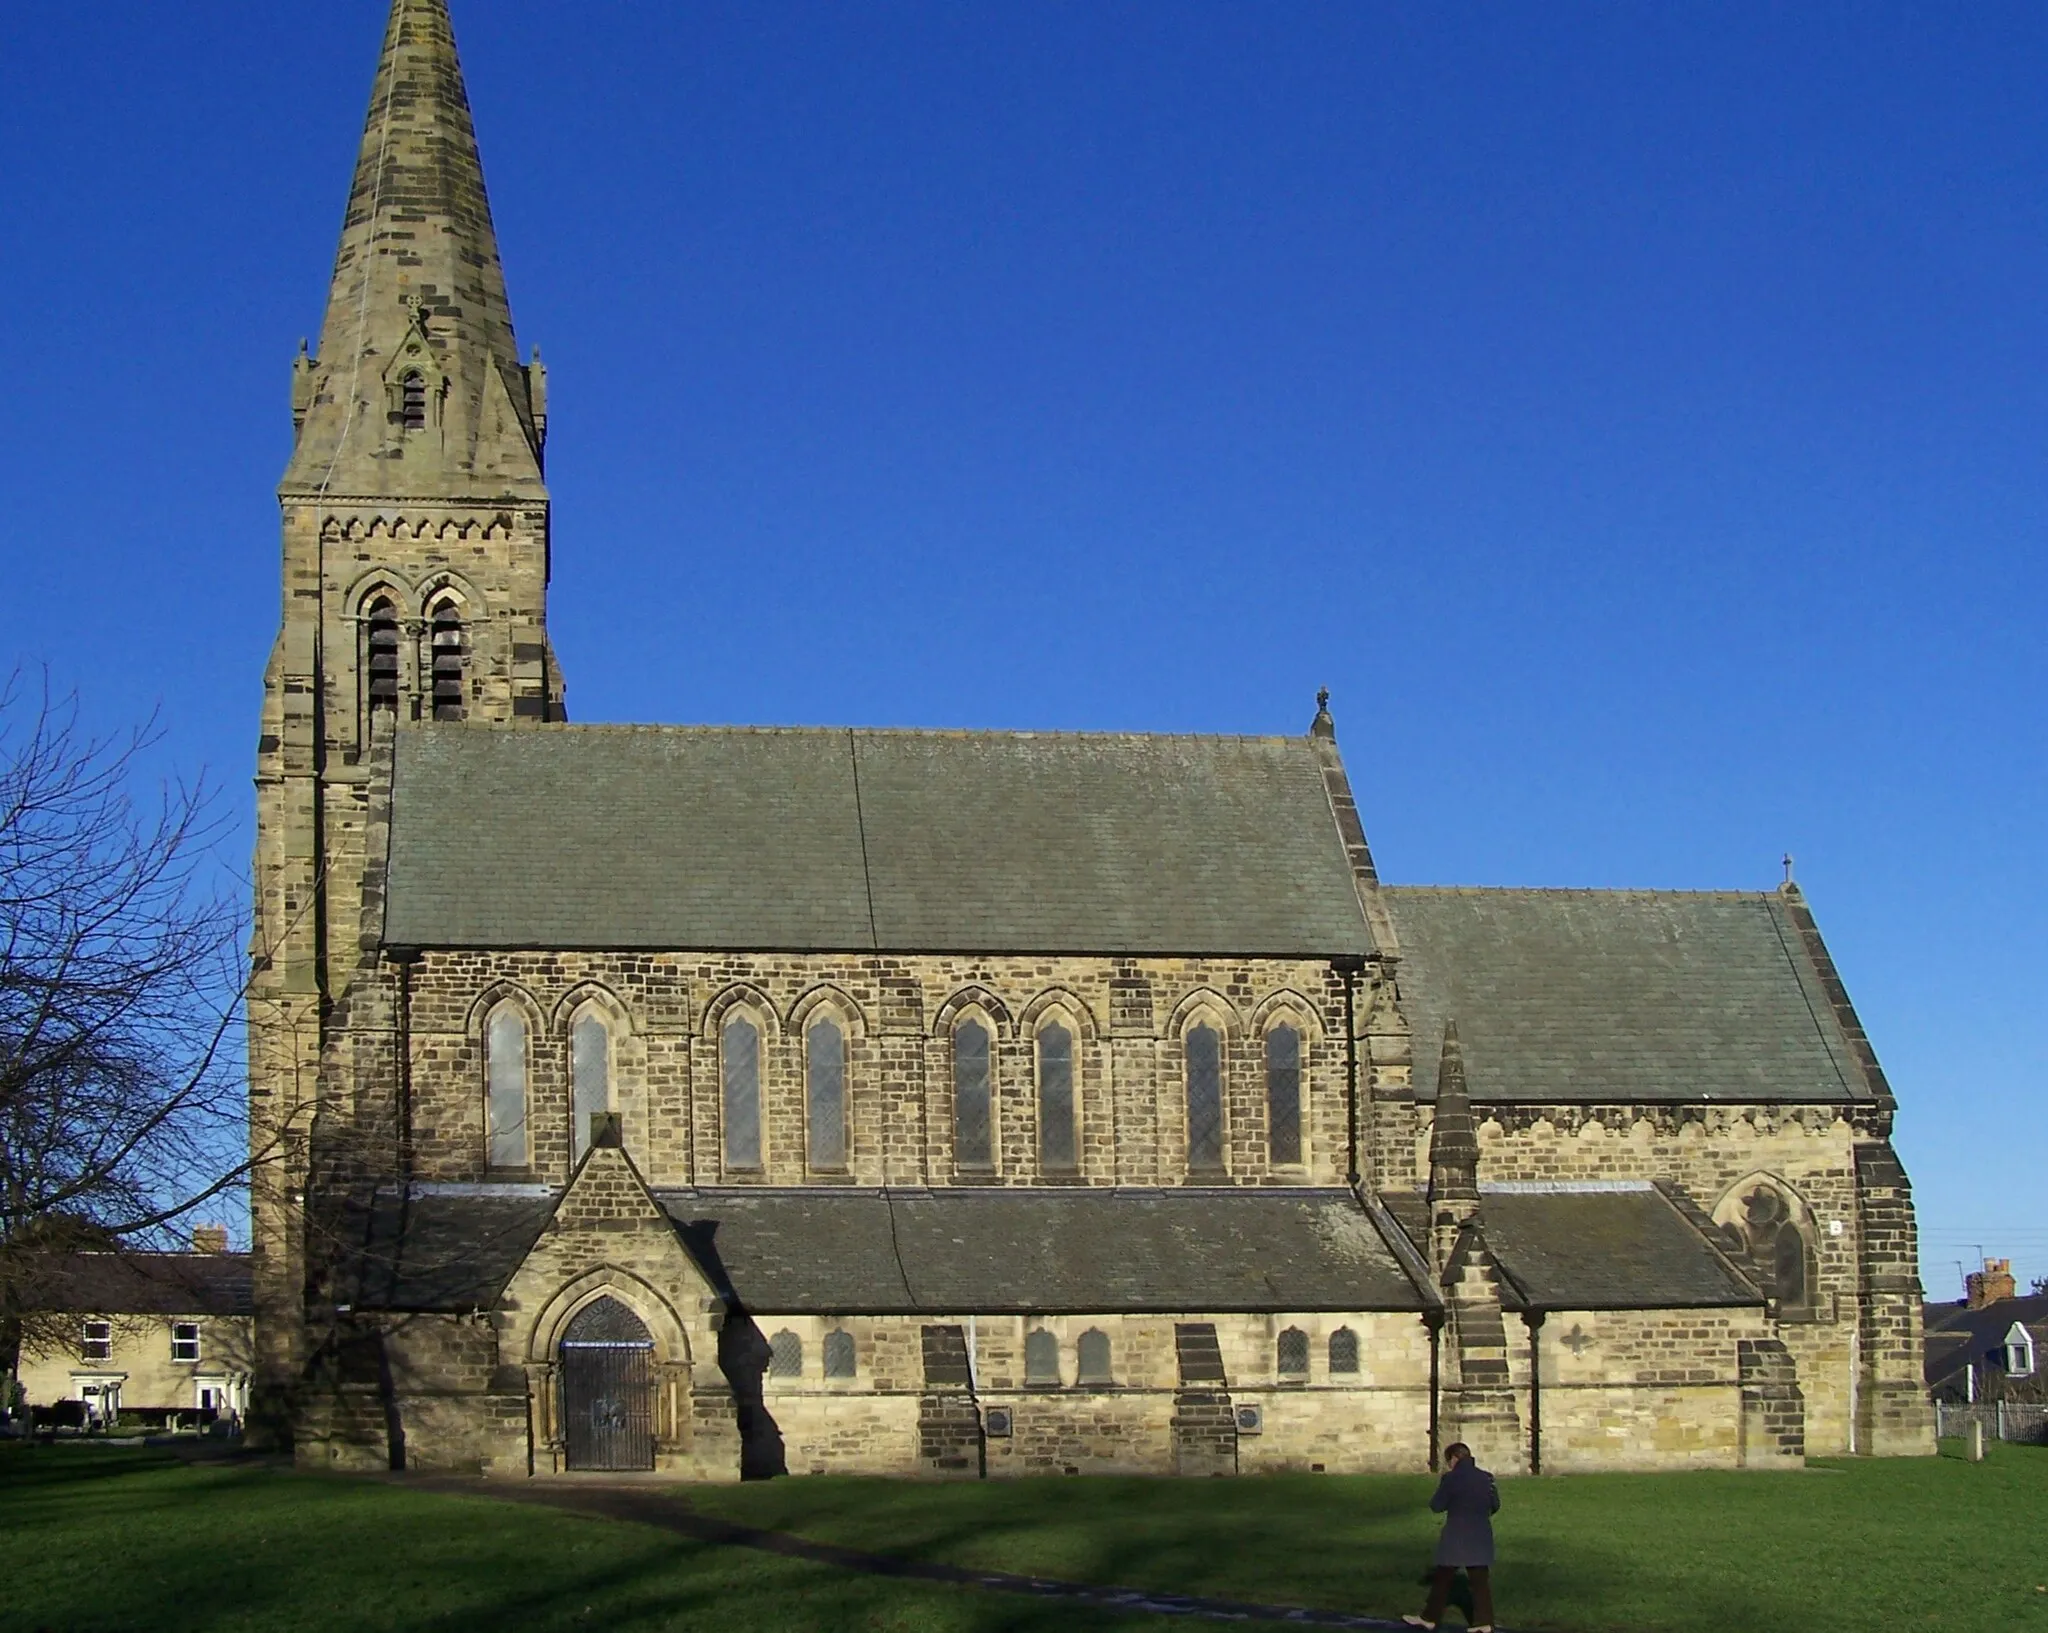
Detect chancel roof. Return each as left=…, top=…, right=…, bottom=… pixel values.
left=1385, top=886, right=1878, bottom=1104
left=382, top=725, right=1376, bottom=956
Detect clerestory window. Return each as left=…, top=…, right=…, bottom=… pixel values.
left=1266, top=1024, right=1303, bottom=1167
left=1037, top=1022, right=1076, bottom=1172
left=807, top=1017, right=847, bottom=1171
left=1185, top=1023, right=1224, bottom=1171
left=953, top=1019, right=992, bottom=1170
left=570, top=1011, right=610, bottom=1162
left=486, top=1004, right=529, bottom=1168
left=722, top=1015, right=762, bottom=1171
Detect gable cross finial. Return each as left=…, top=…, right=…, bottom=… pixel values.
left=1782, top=852, right=1794, bottom=886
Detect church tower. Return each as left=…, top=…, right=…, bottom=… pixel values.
left=248, top=0, right=563, bottom=1441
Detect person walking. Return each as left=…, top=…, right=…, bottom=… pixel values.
left=1403, top=1441, right=1498, bottom=1631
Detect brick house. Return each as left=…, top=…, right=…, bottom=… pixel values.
left=245, top=0, right=1936, bottom=1479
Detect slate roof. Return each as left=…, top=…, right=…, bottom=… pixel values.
left=1923, top=1295, right=2048, bottom=1394
left=335, top=1189, right=555, bottom=1311
left=25, top=1252, right=253, bottom=1318
left=1381, top=1185, right=1762, bottom=1311
left=1384, top=887, right=1874, bottom=1103
left=382, top=726, right=1374, bottom=956
left=338, top=1184, right=1424, bottom=1314
left=658, top=1187, right=1423, bottom=1314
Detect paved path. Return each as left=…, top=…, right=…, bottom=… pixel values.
left=414, top=1476, right=1490, bottom=1631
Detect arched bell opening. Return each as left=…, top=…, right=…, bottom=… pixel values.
left=558, top=1296, right=655, bottom=1471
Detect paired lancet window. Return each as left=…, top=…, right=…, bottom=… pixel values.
left=1185, top=1023, right=1224, bottom=1171
left=364, top=596, right=401, bottom=714
left=427, top=595, right=465, bottom=720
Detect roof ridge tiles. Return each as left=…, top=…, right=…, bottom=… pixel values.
left=407, top=721, right=1311, bottom=746
left=1384, top=883, right=1779, bottom=900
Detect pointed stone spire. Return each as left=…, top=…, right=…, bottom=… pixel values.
left=1428, top=1020, right=1480, bottom=1209
left=282, top=0, right=543, bottom=498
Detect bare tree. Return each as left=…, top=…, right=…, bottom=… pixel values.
left=0, top=671, right=247, bottom=1368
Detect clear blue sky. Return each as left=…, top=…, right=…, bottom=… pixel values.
left=3, top=2, right=2041, bottom=1296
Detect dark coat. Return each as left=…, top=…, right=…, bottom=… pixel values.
left=1429, top=1458, right=1500, bottom=1568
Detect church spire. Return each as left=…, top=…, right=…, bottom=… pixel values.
left=282, top=0, right=544, bottom=498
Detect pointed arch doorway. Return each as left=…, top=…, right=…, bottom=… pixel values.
left=560, top=1297, right=656, bottom=1471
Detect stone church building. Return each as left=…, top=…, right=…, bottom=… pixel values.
left=248, top=0, right=1935, bottom=1479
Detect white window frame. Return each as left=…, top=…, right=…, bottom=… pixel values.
left=81, top=1319, right=112, bottom=1362
left=171, top=1321, right=201, bottom=1363
left=2005, top=1321, right=2035, bottom=1378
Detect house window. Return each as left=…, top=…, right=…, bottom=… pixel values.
left=486, top=1005, right=528, bottom=1168
left=824, top=1330, right=857, bottom=1379
left=171, top=1322, right=201, bottom=1363
left=364, top=596, right=400, bottom=712
left=570, top=1011, right=610, bottom=1162
left=1277, top=1327, right=1309, bottom=1379
left=427, top=596, right=465, bottom=720
left=81, top=1320, right=111, bottom=1362
left=953, top=1019, right=993, bottom=1170
left=1024, top=1327, right=1061, bottom=1385
left=1185, top=1023, right=1224, bottom=1171
left=768, top=1329, right=803, bottom=1379
left=400, top=370, right=427, bottom=431
left=722, top=1015, right=762, bottom=1170
left=806, top=1017, right=847, bottom=1171
left=1075, top=1328, right=1112, bottom=1385
left=1266, top=1024, right=1302, bottom=1167
left=1329, top=1326, right=1359, bottom=1375
left=2006, top=1323, right=2036, bottom=1378
left=1037, top=1021, right=1076, bottom=1172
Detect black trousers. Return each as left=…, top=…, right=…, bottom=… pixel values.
left=1421, top=1564, right=1494, bottom=1626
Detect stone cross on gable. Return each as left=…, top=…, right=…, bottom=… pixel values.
left=1561, top=1322, right=1595, bottom=1356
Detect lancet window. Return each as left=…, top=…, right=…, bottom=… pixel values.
left=427, top=595, right=465, bottom=720
left=485, top=1004, right=529, bottom=1168
left=807, top=1017, right=847, bottom=1171
left=1185, top=1023, right=1224, bottom=1172
left=1075, top=1328, right=1112, bottom=1385
left=953, top=1019, right=993, bottom=1170
left=363, top=596, right=401, bottom=715
left=570, top=1011, right=610, bottom=1162
left=722, top=1015, right=762, bottom=1171
left=1265, top=1023, right=1303, bottom=1167
left=1036, top=1022, right=1076, bottom=1172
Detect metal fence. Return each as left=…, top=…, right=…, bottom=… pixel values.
left=1935, top=1400, right=2048, bottom=1445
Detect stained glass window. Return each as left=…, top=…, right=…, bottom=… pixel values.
left=1277, top=1327, right=1309, bottom=1378
left=1266, top=1024, right=1302, bottom=1166
left=807, top=1018, right=847, bottom=1170
left=954, top=1019, right=992, bottom=1169
left=570, top=1012, right=609, bottom=1162
left=722, top=1016, right=761, bottom=1170
left=1186, top=1023, right=1224, bottom=1171
left=1038, top=1023, right=1075, bottom=1171
left=486, top=1005, right=528, bottom=1168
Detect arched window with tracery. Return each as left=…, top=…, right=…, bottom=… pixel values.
left=722, top=1014, right=762, bottom=1172
left=426, top=595, right=466, bottom=720
left=485, top=1004, right=528, bottom=1169
left=1328, top=1327, right=1359, bottom=1376
left=363, top=595, right=401, bottom=716
left=1037, top=1021, right=1076, bottom=1172
left=953, top=1018, right=992, bottom=1170
left=1733, top=1183, right=1813, bottom=1316
left=570, top=1010, right=610, bottom=1162
left=1265, top=1024, right=1302, bottom=1167
left=768, top=1329, right=803, bottom=1379
left=1185, top=1022, right=1224, bottom=1172
left=1277, top=1327, right=1309, bottom=1380
left=807, top=1016, right=847, bottom=1171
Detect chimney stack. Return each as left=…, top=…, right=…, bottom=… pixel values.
left=192, top=1224, right=230, bottom=1255
left=1966, top=1257, right=2016, bottom=1309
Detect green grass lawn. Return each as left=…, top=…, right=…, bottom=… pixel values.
left=688, top=1442, right=2048, bottom=1633
left=0, top=1445, right=1165, bottom=1633
left=2, top=1442, right=2044, bottom=1633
